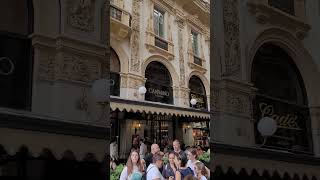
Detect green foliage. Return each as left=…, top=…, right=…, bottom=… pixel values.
left=198, top=151, right=210, bottom=163
left=110, top=164, right=125, bottom=180
left=162, top=155, right=169, bottom=164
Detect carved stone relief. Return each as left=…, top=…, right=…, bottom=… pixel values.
left=223, top=0, right=240, bottom=75
left=38, top=50, right=57, bottom=81
left=130, top=0, right=142, bottom=72
left=177, top=18, right=186, bottom=86
left=58, top=54, right=101, bottom=82
left=67, top=0, right=95, bottom=32
left=226, top=92, right=250, bottom=115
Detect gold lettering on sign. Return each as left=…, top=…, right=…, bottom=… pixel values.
left=259, top=103, right=302, bottom=130
left=191, top=94, right=205, bottom=104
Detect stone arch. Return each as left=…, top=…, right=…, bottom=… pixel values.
left=187, top=71, right=210, bottom=97
left=110, top=40, right=129, bottom=74
left=248, top=28, right=320, bottom=107
left=142, top=55, right=179, bottom=87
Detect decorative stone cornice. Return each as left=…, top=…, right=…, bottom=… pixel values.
left=247, top=1, right=311, bottom=40
left=30, top=34, right=106, bottom=59
left=188, top=62, right=207, bottom=74
left=185, top=14, right=207, bottom=34
left=193, top=0, right=210, bottom=14
left=151, top=0, right=175, bottom=15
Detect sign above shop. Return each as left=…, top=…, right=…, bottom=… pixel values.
left=145, top=82, right=173, bottom=104
left=190, top=93, right=207, bottom=110
left=253, top=95, right=311, bottom=152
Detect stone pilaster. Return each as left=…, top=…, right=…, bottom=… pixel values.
left=211, top=78, right=256, bottom=146
left=120, top=73, right=146, bottom=101
left=309, top=106, right=320, bottom=156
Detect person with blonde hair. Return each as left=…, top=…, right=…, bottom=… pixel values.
left=194, top=161, right=208, bottom=180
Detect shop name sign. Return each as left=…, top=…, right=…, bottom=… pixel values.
left=148, top=88, right=170, bottom=97
left=190, top=94, right=205, bottom=103
left=259, top=102, right=302, bottom=130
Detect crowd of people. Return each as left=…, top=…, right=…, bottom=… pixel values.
left=110, top=138, right=210, bottom=180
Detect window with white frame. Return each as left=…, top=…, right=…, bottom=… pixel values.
left=153, top=7, right=165, bottom=38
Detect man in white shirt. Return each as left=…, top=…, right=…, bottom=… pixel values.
left=139, top=139, right=147, bottom=159
left=146, top=153, right=165, bottom=180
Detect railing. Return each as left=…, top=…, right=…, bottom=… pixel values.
left=268, top=0, right=295, bottom=15
left=194, top=56, right=202, bottom=66
left=155, top=36, right=168, bottom=51
left=110, top=5, right=122, bottom=21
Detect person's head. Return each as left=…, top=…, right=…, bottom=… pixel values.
left=187, top=149, right=197, bottom=161
left=152, top=153, right=164, bottom=168
left=133, top=137, right=138, bottom=144
left=194, top=161, right=208, bottom=177
left=183, top=174, right=197, bottom=180
left=126, top=150, right=143, bottom=175
left=168, top=151, right=176, bottom=165
left=173, top=140, right=181, bottom=152
left=174, top=152, right=188, bottom=168
left=151, top=144, right=160, bottom=154
left=140, top=138, right=144, bottom=144
left=111, top=137, right=117, bottom=143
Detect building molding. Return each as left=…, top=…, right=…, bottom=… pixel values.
left=142, top=55, right=179, bottom=87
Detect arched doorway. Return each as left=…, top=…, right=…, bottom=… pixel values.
left=189, top=75, right=207, bottom=110
left=252, top=43, right=312, bottom=153
left=110, top=48, right=120, bottom=96
left=0, top=0, right=33, bottom=110
left=145, top=61, right=173, bottom=104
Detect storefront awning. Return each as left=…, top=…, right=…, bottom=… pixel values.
left=0, top=127, right=106, bottom=162
left=110, top=97, right=211, bottom=119
left=213, top=143, right=320, bottom=179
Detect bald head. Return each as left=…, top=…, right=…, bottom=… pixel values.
left=173, top=140, right=181, bottom=152
left=151, top=144, right=160, bottom=154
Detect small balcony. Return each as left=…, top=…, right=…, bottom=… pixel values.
left=145, top=32, right=174, bottom=60
left=110, top=4, right=131, bottom=39
left=188, top=51, right=206, bottom=74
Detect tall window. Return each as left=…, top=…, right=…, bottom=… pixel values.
left=252, top=43, right=311, bottom=153
left=268, top=0, right=295, bottom=15
left=191, top=31, right=199, bottom=56
left=189, top=76, right=207, bottom=110
left=153, top=8, right=164, bottom=38
left=145, top=61, right=173, bottom=104
left=0, top=0, right=33, bottom=110
left=110, top=48, right=120, bottom=96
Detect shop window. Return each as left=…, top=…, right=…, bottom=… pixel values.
left=0, top=0, right=33, bottom=110
left=110, top=48, right=120, bottom=96
left=145, top=61, right=173, bottom=104
left=268, top=0, right=295, bottom=15
left=252, top=43, right=312, bottom=153
left=189, top=76, right=207, bottom=110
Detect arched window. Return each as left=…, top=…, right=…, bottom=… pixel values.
left=110, top=48, right=120, bottom=96
left=145, top=61, right=173, bottom=104
left=189, top=75, right=207, bottom=110
left=252, top=43, right=311, bottom=153
left=0, top=0, right=33, bottom=110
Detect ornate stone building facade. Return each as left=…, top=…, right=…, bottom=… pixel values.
left=212, top=0, right=320, bottom=179
left=110, top=0, right=210, bottom=160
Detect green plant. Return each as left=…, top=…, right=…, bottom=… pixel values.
left=198, top=151, right=210, bottom=163
left=110, top=164, right=125, bottom=180
left=162, top=155, right=169, bottom=164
